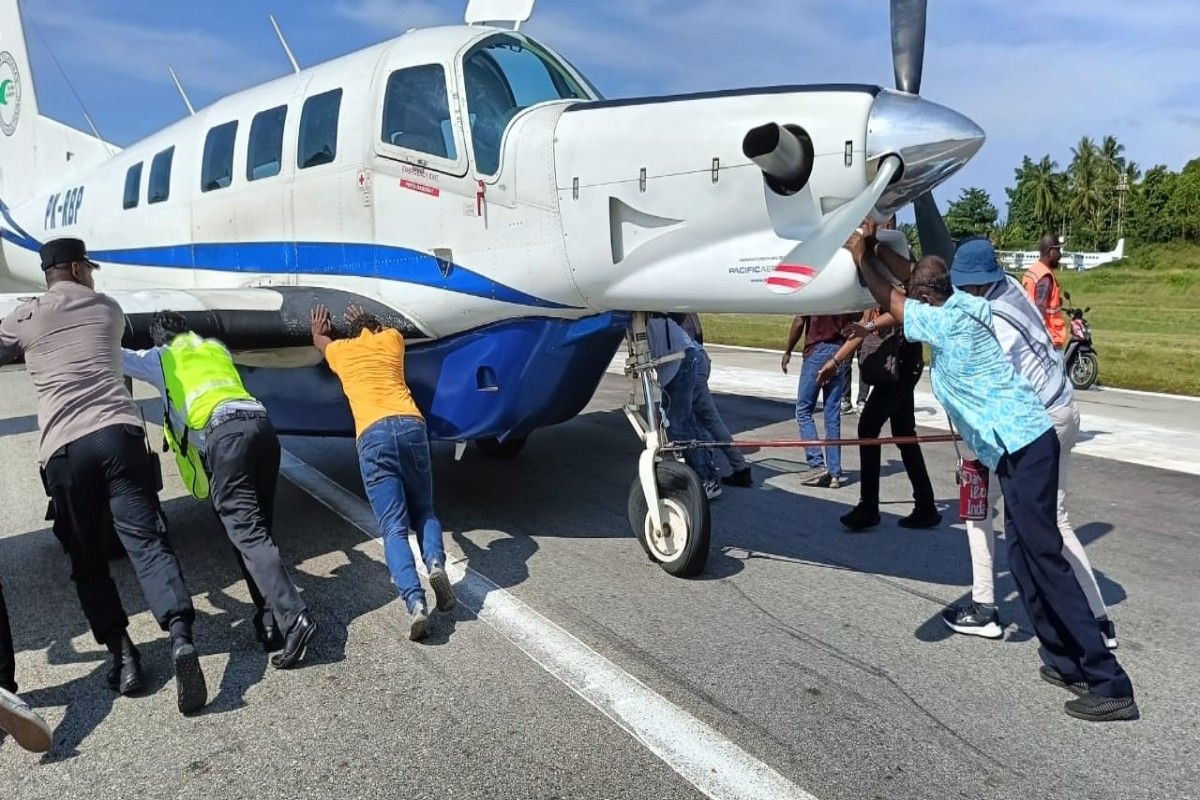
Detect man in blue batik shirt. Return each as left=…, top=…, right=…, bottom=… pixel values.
left=849, top=221, right=1137, bottom=723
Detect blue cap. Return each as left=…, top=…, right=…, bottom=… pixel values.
left=950, top=237, right=1005, bottom=287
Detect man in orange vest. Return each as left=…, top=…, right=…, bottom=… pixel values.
left=1022, top=234, right=1069, bottom=348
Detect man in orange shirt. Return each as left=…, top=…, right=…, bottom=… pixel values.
left=1022, top=234, right=1069, bottom=348
left=311, top=305, right=455, bottom=641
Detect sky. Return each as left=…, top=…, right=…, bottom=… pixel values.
left=18, top=0, right=1200, bottom=220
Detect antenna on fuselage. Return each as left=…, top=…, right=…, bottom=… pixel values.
left=167, top=67, right=196, bottom=116
left=269, top=15, right=301, bottom=74
left=26, top=10, right=115, bottom=155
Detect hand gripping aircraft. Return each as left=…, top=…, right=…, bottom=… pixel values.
left=0, top=0, right=983, bottom=576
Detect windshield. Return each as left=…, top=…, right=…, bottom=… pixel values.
left=463, top=34, right=591, bottom=175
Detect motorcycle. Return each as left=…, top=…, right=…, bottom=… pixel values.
left=1063, top=301, right=1099, bottom=390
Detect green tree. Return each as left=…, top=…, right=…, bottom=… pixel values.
left=1125, top=165, right=1176, bottom=244
left=1164, top=160, right=1200, bottom=242
left=1030, top=155, right=1065, bottom=237
left=898, top=222, right=921, bottom=258
left=943, top=186, right=998, bottom=241
left=1068, top=137, right=1105, bottom=249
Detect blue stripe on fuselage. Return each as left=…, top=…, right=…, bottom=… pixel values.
left=0, top=203, right=578, bottom=310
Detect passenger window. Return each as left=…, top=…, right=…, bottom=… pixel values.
left=201, top=121, right=238, bottom=192
left=381, top=65, right=457, bottom=160
left=148, top=147, right=174, bottom=204
left=247, top=105, right=287, bottom=181
left=298, top=89, right=342, bottom=169
left=463, top=34, right=588, bottom=175
left=123, top=163, right=142, bottom=209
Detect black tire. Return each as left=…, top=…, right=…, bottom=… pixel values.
left=626, top=460, right=711, bottom=577
left=1069, top=352, right=1099, bottom=391
left=474, top=435, right=528, bottom=458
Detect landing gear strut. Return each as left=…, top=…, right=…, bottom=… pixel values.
left=622, top=312, right=711, bottom=577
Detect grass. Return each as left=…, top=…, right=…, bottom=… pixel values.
left=701, top=242, right=1200, bottom=396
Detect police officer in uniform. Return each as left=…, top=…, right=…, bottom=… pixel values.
left=123, top=311, right=316, bottom=669
left=0, top=238, right=207, bottom=714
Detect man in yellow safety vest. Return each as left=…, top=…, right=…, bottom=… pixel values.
left=123, top=311, right=316, bottom=669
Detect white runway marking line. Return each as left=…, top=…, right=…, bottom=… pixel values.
left=279, top=451, right=818, bottom=800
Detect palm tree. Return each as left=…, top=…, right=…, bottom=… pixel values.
left=1030, top=155, right=1063, bottom=235
left=1069, top=137, right=1104, bottom=248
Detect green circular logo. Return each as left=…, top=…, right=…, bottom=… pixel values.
left=0, top=51, right=21, bottom=137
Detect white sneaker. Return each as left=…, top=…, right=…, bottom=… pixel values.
left=428, top=564, right=457, bottom=613
left=0, top=686, right=52, bottom=753
left=703, top=479, right=722, bottom=500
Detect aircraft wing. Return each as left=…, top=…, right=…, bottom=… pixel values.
left=0, top=286, right=427, bottom=351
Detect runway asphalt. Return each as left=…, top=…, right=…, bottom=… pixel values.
left=1, top=359, right=1197, bottom=800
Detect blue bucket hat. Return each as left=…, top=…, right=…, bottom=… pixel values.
left=950, top=237, right=1005, bottom=287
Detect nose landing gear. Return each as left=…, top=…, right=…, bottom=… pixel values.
left=622, top=312, right=712, bottom=577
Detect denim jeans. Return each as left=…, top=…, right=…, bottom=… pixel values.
left=693, top=349, right=747, bottom=472
left=662, top=349, right=717, bottom=483
left=357, top=415, right=445, bottom=612
left=794, top=341, right=848, bottom=477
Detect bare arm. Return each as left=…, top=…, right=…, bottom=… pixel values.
left=781, top=315, right=807, bottom=374
left=874, top=242, right=914, bottom=283
left=310, top=305, right=333, bottom=356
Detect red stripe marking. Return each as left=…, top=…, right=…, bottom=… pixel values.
left=775, top=264, right=816, bottom=276
left=766, top=276, right=806, bottom=290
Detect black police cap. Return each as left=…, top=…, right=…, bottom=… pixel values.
left=39, top=237, right=92, bottom=271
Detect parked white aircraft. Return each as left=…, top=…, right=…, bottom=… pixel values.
left=0, top=0, right=983, bottom=574
left=998, top=239, right=1126, bottom=273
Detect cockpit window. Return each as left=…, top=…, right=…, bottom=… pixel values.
left=381, top=65, right=457, bottom=161
left=463, top=34, right=590, bottom=175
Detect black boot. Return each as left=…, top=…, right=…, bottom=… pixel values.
left=104, top=632, right=144, bottom=696
left=168, top=621, right=207, bottom=715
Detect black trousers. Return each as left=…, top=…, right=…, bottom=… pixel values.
left=206, top=415, right=306, bottom=633
left=0, top=578, right=15, bottom=693
left=998, top=429, right=1133, bottom=698
left=43, top=424, right=195, bottom=644
left=855, top=371, right=935, bottom=513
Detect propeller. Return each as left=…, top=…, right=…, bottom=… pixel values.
left=889, top=0, right=955, bottom=263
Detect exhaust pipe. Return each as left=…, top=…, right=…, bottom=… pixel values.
left=741, top=123, right=814, bottom=195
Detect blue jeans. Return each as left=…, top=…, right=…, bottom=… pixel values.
left=357, top=416, right=445, bottom=612
left=795, top=341, right=848, bottom=477
left=693, top=350, right=747, bottom=472
left=662, top=349, right=717, bottom=483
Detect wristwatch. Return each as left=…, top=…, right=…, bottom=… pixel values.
left=865, top=320, right=877, bottom=334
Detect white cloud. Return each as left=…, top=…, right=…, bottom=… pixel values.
left=25, top=2, right=279, bottom=96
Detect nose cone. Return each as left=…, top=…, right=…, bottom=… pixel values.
left=866, top=89, right=985, bottom=213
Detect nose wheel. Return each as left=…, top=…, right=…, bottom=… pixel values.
left=622, top=312, right=712, bottom=577
left=626, top=460, right=711, bottom=576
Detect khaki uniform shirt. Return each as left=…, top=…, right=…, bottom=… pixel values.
left=0, top=282, right=141, bottom=464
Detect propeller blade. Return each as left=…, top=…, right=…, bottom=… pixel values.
left=890, top=0, right=927, bottom=94
left=770, top=157, right=902, bottom=291
left=913, top=191, right=956, bottom=263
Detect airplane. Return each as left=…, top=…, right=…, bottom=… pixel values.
left=0, top=0, right=983, bottom=577
left=997, top=238, right=1125, bottom=273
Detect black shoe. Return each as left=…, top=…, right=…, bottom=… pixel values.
left=840, top=504, right=880, bottom=532
left=171, top=637, right=208, bottom=715
left=1098, top=617, right=1118, bottom=650
left=942, top=602, right=1003, bottom=639
left=1064, top=692, right=1139, bottom=722
left=1039, top=665, right=1088, bottom=696
left=104, top=633, right=144, bottom=696
left=898, top=507, right=942, bottom=529
left=252, top=609, right=284, bottom=653
left=270, top=611, right=317, bottom=670
left=721, top=467, right=753, bottom=488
